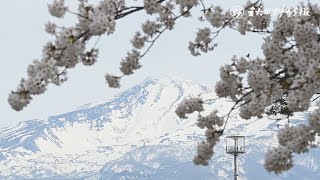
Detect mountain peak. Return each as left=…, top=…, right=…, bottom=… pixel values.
left=76, top=77, right=210, bottom=111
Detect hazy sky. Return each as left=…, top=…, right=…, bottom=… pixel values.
left=0, top=0, right=306, bottom=128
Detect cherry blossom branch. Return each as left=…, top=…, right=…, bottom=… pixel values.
left=222, top=90, right=254, bottom=131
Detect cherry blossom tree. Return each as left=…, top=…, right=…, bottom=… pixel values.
left=8, top=0, right=320, bottom=174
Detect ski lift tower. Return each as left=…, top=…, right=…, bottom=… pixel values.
left=226, top=135, right=245, bottom=180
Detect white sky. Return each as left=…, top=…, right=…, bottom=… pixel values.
left=0, top=0, right=308, bottom=128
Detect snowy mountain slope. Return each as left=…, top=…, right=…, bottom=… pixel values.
left=0, top=77, right=320, bottom=179
left=0, top=77, right=212, bottom=179
left=92, top=113, right=320, bottom=180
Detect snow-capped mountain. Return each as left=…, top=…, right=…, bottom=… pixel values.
left=0, top=77, right=319, bottom=179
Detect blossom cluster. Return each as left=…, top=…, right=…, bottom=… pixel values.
left=264, top=122, right=316, bottom=173
left=48, top=0, right=68, bottom=18
left=175, top=98, right=224, bottom=165
left=175, top=97, right=204, bottom=119
left=264, top=146, right=293, bottom=174
left=189, top=28, right=213, bottom=56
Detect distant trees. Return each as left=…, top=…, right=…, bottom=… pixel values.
left=9, top=0, right=320, bottom=174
